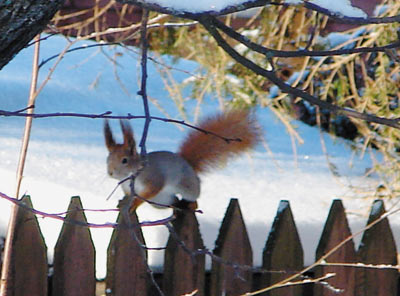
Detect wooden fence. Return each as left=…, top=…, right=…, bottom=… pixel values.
left=1, top=196, right=399, bottom=296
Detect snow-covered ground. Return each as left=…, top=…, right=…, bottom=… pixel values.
left=0, top=35, right=396, bottom=279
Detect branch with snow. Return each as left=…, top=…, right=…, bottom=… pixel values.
left=210, top=16, right=400, bottom=58
left=116, top=0, right=400, bottom=24
left=103, top=0, right=400, bottom=132
left=198, top=16, right=400, bottom=130
left=116, top=0, right=272, bottom=17
left=302, top=1, right=400, bottom=24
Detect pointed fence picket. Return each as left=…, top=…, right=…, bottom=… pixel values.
left=260, top=200, right=304, bottom=296
left=106, top=200, right=149, bottom=296
left=314, top=199, right=356, bottom=296
left=356, top=200, right=398, bottom=296
left=52, top=196, right=96, bottom=296
left=210, top=198, right=253, bottom=296
left=1, top=196, right=48, bottom=296
left=0, top=196, right=399, bottom=296
left=163, top=209, right=205, bottom=296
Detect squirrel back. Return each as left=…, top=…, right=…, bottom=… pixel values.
left=178, top=109, right=260, bottom=174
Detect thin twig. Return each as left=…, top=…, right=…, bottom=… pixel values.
left=1, top=34, right=41, bottom=295
left=38, top=42, right=121, bottom=69
left=0, top=191, right=174, bottom=229
left=0, top=110, right=243, bottom=143
left=138, top=9, right=151, bottom=157
left=320, top=261, right=400, bottom=270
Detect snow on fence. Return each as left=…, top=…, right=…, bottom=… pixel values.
left=1, top=196, right=398, bottom=296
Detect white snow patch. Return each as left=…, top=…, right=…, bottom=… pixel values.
left=309, top=0, right=367, bottom=18
left=142, top=0, right=248, bottom=13
left=284, top=0, right=302, bottom=4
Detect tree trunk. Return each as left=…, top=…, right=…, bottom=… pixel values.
left=0, top=0, right=65, bottom=70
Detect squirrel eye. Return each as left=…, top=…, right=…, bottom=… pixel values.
left=122, top=157, right=128, bottom=164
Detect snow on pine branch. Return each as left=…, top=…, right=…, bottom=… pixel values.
left=139, top=0, right=250, bottom=13
left=285, top=0, right=367, bottom=18
left=131, top=0, right=367, bottom=18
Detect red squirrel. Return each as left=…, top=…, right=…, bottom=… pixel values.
left=104, top=109, right=260, bottom=211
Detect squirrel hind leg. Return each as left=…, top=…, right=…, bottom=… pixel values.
left=173, top=199, right=198, bottom=211
left=129, top=197, right=145, bottom=212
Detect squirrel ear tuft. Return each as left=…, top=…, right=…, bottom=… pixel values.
left=104, top=119, right=116, bottom=150
left=120, top=119, right=136, bottom=150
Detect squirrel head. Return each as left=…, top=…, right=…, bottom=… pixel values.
left=104, top=119, right=139, bottom=180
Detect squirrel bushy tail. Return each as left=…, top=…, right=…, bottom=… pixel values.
left=178, top=109, right=260, bottom=174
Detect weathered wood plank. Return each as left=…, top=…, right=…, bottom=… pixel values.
left=106, top=204, right=148, bottom=296
left=52, top=196, right=96, bottom=296
left=314, top=199, right=356, bottom=296
left=163, top=209, right=205, bottom=296
left=356, top=200, right=398, bottom=296
left=3, top=196, right=48, bottom=296
left=261, top=200, right=303, bottom=296
left=210, top=198, right=253, bottom=296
